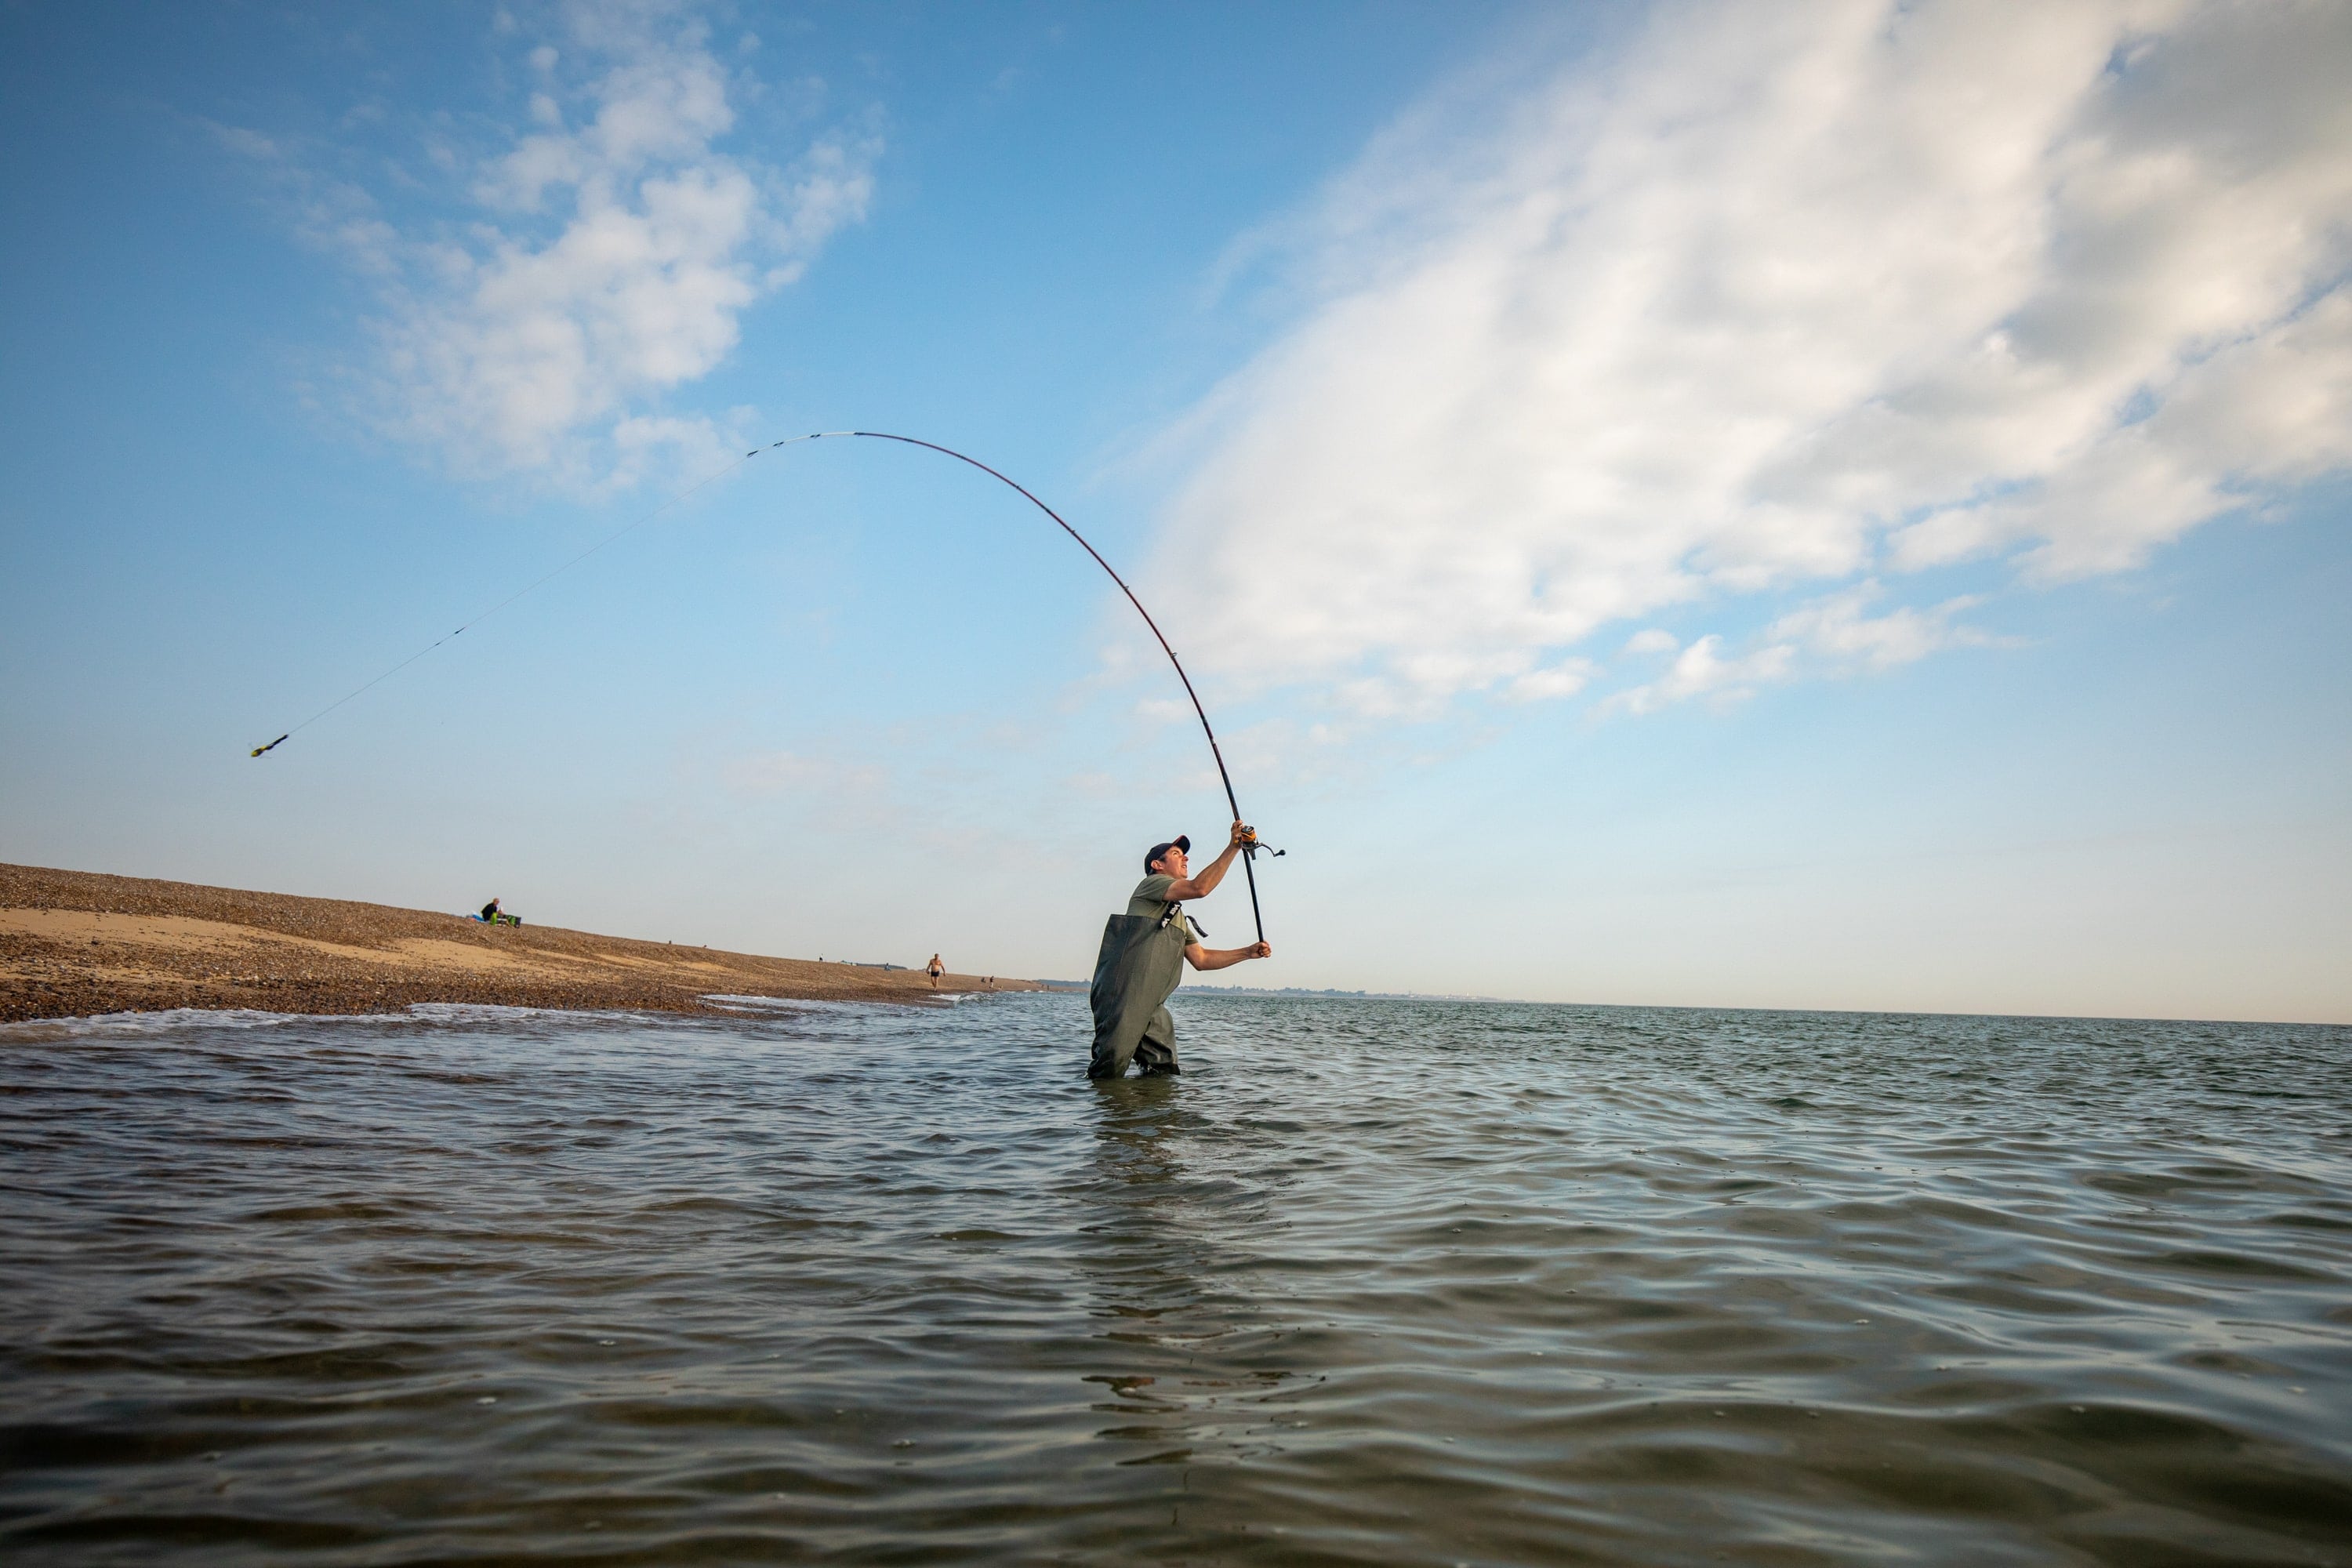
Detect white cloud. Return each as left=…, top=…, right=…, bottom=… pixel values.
left=1153, top=0, right=2352, bottom=717
left=1594, top=582, right=1987, bottom=716
left=1604, top=636, right=1796, bottom=717
left=270, top=5, right=876, bottom=485
left=1769, top=581, right=1995, bottom=670
left=1506, top=657, right=1598, bottom=703
left=720, top=749, right=887, bottom=798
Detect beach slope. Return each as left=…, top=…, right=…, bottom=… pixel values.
left=0, top=863, right=1036, bottom=1022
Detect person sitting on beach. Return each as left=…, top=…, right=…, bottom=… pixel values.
left=1087, top=822, right=1271, bottom=1079
left=476, top=898, right=521, bottom=927
left=927, top=953, right=945, bottom=988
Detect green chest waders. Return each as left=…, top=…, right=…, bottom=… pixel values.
left=1087, top=905, right=1189, bottom=1078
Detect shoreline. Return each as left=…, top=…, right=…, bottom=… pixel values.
left=0, top=863, right=1040, bottom=1024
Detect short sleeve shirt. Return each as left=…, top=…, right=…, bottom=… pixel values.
left=1127, top=874, right=1200, bottom=944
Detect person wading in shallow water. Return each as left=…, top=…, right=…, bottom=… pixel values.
left=1088, top=822, right=1272, bottom=1079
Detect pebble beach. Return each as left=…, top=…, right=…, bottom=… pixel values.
left=0, top=863, right=1033, bottom=1023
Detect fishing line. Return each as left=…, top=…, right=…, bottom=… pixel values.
left=255, top=435, right=834, bottom=753
left=249, top=429, right=1279, bottom=938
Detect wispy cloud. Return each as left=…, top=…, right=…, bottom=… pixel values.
left=229, top=2, right=875, bottom=487
left=1152, top=0, right=2352, bottom=718
left=1599, top=582, right=1994, bottom=716
left=1603, top=637, right=1795, bottom=717
left=720, top=749, right=888, bottom=800
left=1768, top=582, right=1998, bottom=672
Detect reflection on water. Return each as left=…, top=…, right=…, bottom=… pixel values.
left=2, top=995, right=2348, bottom=1564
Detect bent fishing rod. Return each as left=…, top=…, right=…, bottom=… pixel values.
left=249, top=430, right=1281, bottom=941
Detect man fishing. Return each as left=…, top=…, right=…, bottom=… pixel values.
left=1088, top=822, right=1272, bottom=1079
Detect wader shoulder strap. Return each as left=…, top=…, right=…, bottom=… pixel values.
left=1160, top=900, right=1205, bottom=939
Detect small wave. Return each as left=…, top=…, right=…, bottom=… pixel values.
left=0, top=1000, right=673, bottom=1042
left=0, top=1006, right=403, bottom=1040
left=398, top=1001, right=626, bottom=1026
left=696, top=993, right=881, bottom=1015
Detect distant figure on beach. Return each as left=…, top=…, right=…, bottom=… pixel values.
left=475, top=898, right=521, bottom=928
left=927, top=953, right=945, bottom=988
left=1088, top=822, right=1271, bottom=1079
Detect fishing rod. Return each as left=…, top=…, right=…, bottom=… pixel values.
left=249, top=430, right=1281, bottom=940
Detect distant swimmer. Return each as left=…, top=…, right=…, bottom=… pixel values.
left=1088, top=822, right=1271, bottom=1079
left=927, top=953, right=945, bottom=989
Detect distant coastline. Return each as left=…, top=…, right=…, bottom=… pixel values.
left=1027, top=978, right=1507, bottom=1004
left=1185, top=984, right=1505, bottom=1002
left=0, top=863, right=1040, bottom=1024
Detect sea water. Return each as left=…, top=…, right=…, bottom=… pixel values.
left=2, top=993, right=2347, bottom=1565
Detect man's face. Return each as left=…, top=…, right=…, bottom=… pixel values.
left=1154, top=844, right=1189, bottom=880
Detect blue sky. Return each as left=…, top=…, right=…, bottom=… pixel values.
left=2, top=0, right=2346, bottom=1022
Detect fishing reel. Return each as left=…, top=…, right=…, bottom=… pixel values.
left=1236, top=825, right=1284, bottom=862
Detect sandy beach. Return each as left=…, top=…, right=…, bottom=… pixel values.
left=0, top=862, right=1037, bottom=1023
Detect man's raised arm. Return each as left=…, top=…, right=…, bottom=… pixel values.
left=1163, top=820, right=1252, bottom=901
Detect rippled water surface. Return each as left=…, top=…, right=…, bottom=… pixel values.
left=3, top=995, right=2350, bottom=1566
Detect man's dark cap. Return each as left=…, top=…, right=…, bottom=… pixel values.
left=1145, top=835, right=1191, bottom=873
